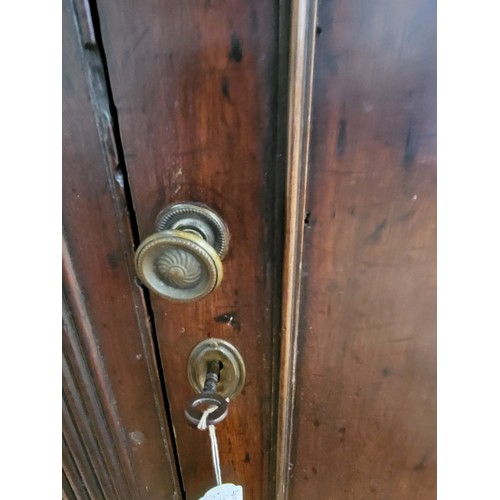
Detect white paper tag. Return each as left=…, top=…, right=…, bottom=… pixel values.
left=199, top=483, right=243, bottom=500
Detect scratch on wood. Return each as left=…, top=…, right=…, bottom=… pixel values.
left=398, top=209, right=416, bottom=222
left=131, top=27, right=150, bottom=54
left=336, top=119, right=347, bottom=157
left=388, top=336, right=416, bottom=343
left=228, top=34, right=243, bottom=62
left=214, top=311, right=241, bottom=331
left=304, top=211, right=311, bottom=227
left=413, top=455, right=427, bottom=471
left=404, top=121, right=418, bottom=166
left=365, top=219, right=387, bottom=244
left=221, top=77, right=230, bottom=99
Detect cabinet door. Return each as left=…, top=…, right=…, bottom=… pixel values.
left=92, top=1, right=284, bottom=498
left=63, top=1, right=181, bottom=497
left=63, top=0, right=436, bottom=497
left=278, top=0, right=437, bottom=498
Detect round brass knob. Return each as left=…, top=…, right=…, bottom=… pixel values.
left=134, top=203, right=230, bottom=302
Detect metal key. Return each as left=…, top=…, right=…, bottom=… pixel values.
left=185, top=360, right=229, bottom=427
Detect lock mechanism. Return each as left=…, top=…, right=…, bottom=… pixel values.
left=185, top=359, right=229, bottom=426
left=134, top=202, right=230, bottom=302
left=187, top=338, right=246, bottom=400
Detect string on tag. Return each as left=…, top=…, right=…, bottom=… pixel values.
left=197, top=405, right=222, bottom=486
left=208, top=425, right=222, bottom=486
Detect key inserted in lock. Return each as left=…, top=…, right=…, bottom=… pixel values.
left=187, top=338, right=246, bottom=400
left=184, top=339, right=246, bottom=427
left=185, top=360, right=229, bottom=426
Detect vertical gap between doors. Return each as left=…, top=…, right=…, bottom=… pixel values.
left=82, top=1, right=187, bottom=497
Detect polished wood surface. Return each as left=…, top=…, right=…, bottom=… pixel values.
left=288, top=0, right=436, bottom=497
left=94, top=0, right=284, bottom=497
left=275, top=0, right=318, bottom=498
left=63, top=0, right=436, bottom=496
left=62, top=0, right=181, bottom=497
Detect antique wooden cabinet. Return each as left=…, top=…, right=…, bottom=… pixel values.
left=62, top=0, right=436, bottom=497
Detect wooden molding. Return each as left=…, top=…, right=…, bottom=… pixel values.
left=63, top=240, right=138, bottom=498
left=275, top=0, right=319, bottom=498
left=63, top=0, right=182, bottom=495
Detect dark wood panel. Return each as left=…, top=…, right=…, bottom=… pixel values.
left=63, top=435, right=91, bottom=500
left=62, top=0, right=181, bottom=497
left=289, top=0, right=436, bottom=497
left=62, top=392, right=106, bottom=499
left=63, top=469, right=78, bottom=500
left=94, top=1, right=283, bottom=497
left=63, top=305, right=127, bottom=498
left=275, top=0, right=318, bottom=498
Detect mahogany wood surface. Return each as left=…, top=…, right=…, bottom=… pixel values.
left=94, top=1, right=284, bottom=498
left=275, top=0, right=318, bottom=497
left=289, top=0, right=436, bottom=497
left=63, top=0, right=436, bottom=496
left=63, top=0, right=181, bottom=497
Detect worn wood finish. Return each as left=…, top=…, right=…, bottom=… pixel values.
left=62, top=0, right=181, bottom=497
left=275, top=0, right=318, bottom=498
left=62, top=466, right=79, bottom=500
left=94, top=1, right=283, bottom=498
left=288, top=0, right=436, bottom=497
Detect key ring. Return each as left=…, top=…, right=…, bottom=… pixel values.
left=184, top=392, right=229, bottom=426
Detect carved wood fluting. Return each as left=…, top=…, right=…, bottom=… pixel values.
left=63, top=299, right=129, bottom=498
left=63, top=0, right=181, bottom=497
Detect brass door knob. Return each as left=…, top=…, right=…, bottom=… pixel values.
left=134, top=203, right=230, bottom=302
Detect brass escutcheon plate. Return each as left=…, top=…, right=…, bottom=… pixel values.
left=187, top=338, right=246, bottom=400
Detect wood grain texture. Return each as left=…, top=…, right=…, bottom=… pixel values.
left=63, top=299, right=130, bottom=499
left=63, top=434, right=91, bottom=500
left=62, top=468, right=78, bottom=500
left=275, top=0, right=318, bottom=498
left=289, top=0, right=436, bottom=498
left=94, top=0, right=283, bottom=497
left=63, top=0, right=181, bottom=497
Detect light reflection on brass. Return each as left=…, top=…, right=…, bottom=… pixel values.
left=134, top=203, right=230, bottom=302
left=187, top=338, right=246, bottom=400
